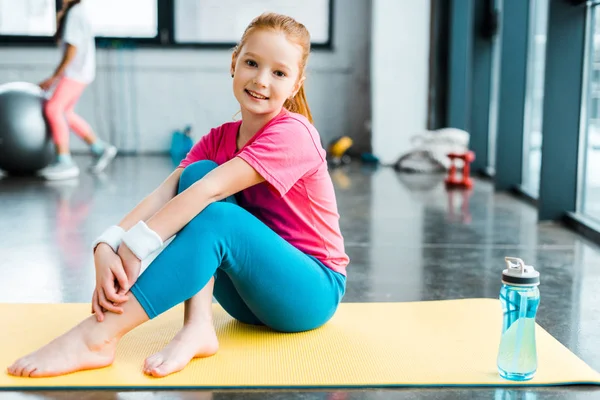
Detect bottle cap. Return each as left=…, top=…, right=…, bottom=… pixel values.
left=502, top=257, right=540, bottom=286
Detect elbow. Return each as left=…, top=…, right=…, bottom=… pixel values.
left=180, top=168, right=231, bottom=204
left=63, top=46, right=77, bottom=62
left=66, top=44, right=78, bottom=55
left=206, top=181, right=229, bottom=203
left=196, top=179, right=228, bottom=205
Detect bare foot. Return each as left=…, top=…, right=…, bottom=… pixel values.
left=143, top=322, right=219, bottom=377
left=6, top=317, right=117, bottom=377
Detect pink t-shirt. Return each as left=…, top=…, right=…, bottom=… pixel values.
left=179, top=110, right=349, bottom=275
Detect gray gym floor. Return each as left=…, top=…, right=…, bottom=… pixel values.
left=1, top=155, right=600, bottom=399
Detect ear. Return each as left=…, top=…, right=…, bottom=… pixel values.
left=230, top=54, right=237, bottom=77
left=292, top=75, right=306, bottom=97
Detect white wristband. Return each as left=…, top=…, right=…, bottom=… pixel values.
left=92, top=225, right=125, bottom=253
left=122, top=221, right=164, bottom=260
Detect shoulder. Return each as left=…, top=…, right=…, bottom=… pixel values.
left=265, top=111, right=321, bottom=143
left=68, top=4, right=84, bottom=18
left=261, top=111, right=325, bottom=160
left=270, top=111, right=314, bottom=132
left=66, top=3, right=89, bottom=25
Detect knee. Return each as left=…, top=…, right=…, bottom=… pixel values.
left=184, top=202, right=238, bottom=234
left=178, top=160, right=219, bottom=193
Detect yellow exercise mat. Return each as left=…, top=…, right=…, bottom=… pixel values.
left=1, top=299, right=599, bottom=389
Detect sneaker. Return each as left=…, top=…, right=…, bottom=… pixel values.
left=38, top=163, right=80, bottom=181
left=89, top=145, right=117, bottom=174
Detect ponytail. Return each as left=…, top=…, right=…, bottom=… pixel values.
left=284, top=86, right=313, bottom=124
left=54, top=0, right=82, bottom=42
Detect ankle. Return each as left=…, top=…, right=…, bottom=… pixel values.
left=86, top=335, right=119, bottom=353
left=78, top=319, right=121, bottom=349
left=184, top=315, right=214, bottom=328
left=90, top=140, right=105, bottom=156
left=57, top=153, right=74, bottom=165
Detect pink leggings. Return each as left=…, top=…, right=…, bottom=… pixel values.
left=44, top=77, right=94, bottom=148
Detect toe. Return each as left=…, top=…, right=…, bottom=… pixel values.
left=150, top=361, right=167, bottom=377
left=30, top=366, right=50, bottom=378
left=22, top=362, right=36, bottom=377
left=153, top=361, right=179, bottom=378
left=143, top=354, right=163, bottom=373
left=144, top=353, right=159, bottom=365
left=12, top=360, right=27, bottom=377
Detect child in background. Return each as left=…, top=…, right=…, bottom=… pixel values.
left=38, top=0, right=117, bottom=180
left=8, top=12, right=348, bottom=378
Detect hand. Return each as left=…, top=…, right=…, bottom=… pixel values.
left=92, top=243, right=130, bottom=322
left=39, top=76, right=57, bottom=91
left=118, top=243, right=143, bottom=290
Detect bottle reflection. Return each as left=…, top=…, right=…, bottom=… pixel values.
left=495, top=388, right=538, bottom=400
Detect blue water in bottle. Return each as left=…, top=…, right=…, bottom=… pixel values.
left=497, top=257, right=541, bottom=381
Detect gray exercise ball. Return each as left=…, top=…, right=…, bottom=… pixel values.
left=0, top=82, right=55, bottom=175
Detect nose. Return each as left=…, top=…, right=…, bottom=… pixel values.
left=253, top=69, right=269, bottom=88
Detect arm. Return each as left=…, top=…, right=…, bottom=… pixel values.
left=118, top=168, right=184, bottom=231
left=92, top=167, right=183, bottom=319
left=95, top=168, right=184, bottom=261
left=147, top=157, right=264, bottom=241
left=116, top=126, right=217, bottom=230
left=118, top=157, right=263, bottom=266
left=39, top=44, right=77, bottom=89
left=53, top=44, right=77, bottom=79
left=94, top=168, right=183, bottom=254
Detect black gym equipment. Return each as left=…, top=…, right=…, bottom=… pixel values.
left=0, top=82, right=55, bottom=175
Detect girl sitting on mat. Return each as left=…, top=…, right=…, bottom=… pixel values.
left=8, top=12, right=348, bottom=378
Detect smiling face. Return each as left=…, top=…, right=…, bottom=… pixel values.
left=231, top=29, right=305, bottom=121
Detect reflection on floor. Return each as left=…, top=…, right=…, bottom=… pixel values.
left=1, top=155, right=600, bottom=399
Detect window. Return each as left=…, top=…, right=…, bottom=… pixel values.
left=0, top=0, right=157, bottom=40
left=0, top=0, right=56, bottom=36
left=486, top=0, right=502, bottom=176
left=174, top=0, right=331, bottom=45
left=579, top=5, right=600, bottom=222
left=87, top=0, right=157, bottom=38
left=0, top=0, right=333, bottom=48
left=521, top=0, right=549, bottom=199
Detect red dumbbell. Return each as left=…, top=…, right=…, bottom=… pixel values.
left=445, top=151, right=475, bottom=189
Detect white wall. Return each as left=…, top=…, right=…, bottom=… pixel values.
left=371, top=0, right=431, bottom=164
left=0, top=0, right=372, bottom=153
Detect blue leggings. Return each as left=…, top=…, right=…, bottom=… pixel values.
left=130, top=160, right=346, bottom=332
